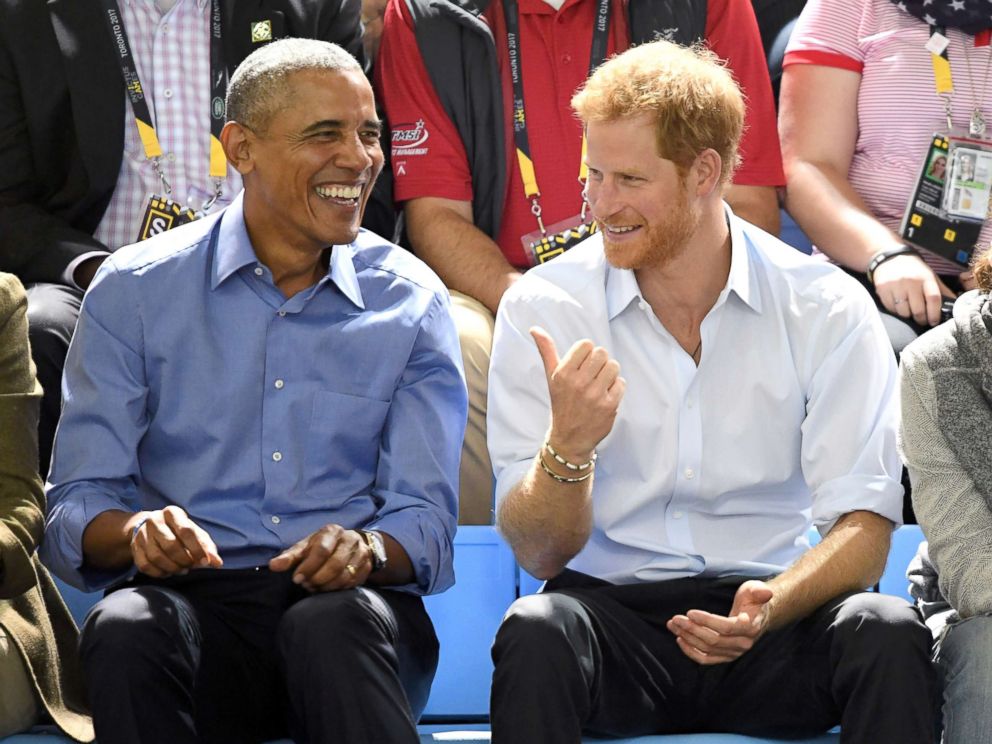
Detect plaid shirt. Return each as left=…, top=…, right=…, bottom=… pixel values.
left=93, top=0, right=242, bottom=253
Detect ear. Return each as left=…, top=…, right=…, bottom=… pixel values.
left=221, top=121, right=255, bottom=176
left=688, top=149, right=723, bottom=199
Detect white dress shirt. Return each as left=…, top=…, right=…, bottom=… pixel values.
left=488, top=207, right=904, bottom=584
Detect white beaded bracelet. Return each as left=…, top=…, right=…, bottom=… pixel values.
left=545, top=441, right=597, bottom=471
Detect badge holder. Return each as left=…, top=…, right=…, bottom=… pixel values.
left=521, top=200, right=599, bottom=266
left=900, top=133, right=984, bottom=268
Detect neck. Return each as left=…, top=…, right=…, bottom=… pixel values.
left=635, top=200, right=732, bottom=322
left=243, top=207, right=327, bottom=299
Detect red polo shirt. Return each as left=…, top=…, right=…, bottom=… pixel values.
left=376, top=0, right=784, bottom=269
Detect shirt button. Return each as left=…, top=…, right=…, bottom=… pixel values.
left=254, top=267, right=264, bottom=276
left=673, top=510, right=685, bottom=519
left=161, top=23, right=169, bottom=33
left=686, top=400, right=694, bottom=409
left=272, top=451, right=283, bottom=462
left=274, top=379, right=284, bottom=389
left=277, top=310, right=286, bottom=317
left=163, top=88, right=173, bottom=99
left=562, top=54, right=571, bottom=64
left=638, top=300, right=648, bottom=311
left=684, top=468, right=695, bottom=480
left=166, top=152, right=176, bottom=162
left=271, top=515, right=281, bottom=525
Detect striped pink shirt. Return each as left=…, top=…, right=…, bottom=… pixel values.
left=785, top=0, right=992, bottom=275
left=93, top=0, right=241, bottom=253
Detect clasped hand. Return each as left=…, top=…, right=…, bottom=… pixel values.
left=131, top=507, right=370, bottom=592
left=666, top=580, right=774, bottom=665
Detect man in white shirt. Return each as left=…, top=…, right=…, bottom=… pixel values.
left=487, top=40, right=937, bottom=743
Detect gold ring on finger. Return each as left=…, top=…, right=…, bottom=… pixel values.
left=346, top=563, right=357, bottom=577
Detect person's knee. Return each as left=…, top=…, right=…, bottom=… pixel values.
left=279, top=589, right=391, bottom=657
left=831, top=592, right=932, bottom=661
left=81, top=587, right=198, bottom=672
left=493, top=593, right=587, bottom=666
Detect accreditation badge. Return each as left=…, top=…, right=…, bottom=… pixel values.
left=521, top=213, right=599, bottom=266
left=900, top=133, right=983, bottom=267
left=137, top=194, right=200, bottom=243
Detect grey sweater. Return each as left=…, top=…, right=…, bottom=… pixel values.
left=899, top=290, right=992, bottom=621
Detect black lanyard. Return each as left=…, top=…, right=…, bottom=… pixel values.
left=502, top=0, right=610, bottom=231
left=98, top=0, right=227, bottom=203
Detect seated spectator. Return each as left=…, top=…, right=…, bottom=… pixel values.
left=780, top=0, right=991, bottom=352
left=41, top=39, right=465, bottom=744
left=487, top=40, right=937, bottom=743
left=376, top=0, right=785, bottom=525
left=0, top=0, right=366, bottom=474
left=0, top=272, right=92, bottom=742
left=900, top=246, right=992, bottom=744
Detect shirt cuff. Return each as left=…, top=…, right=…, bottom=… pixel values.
left=63, top=251, right=112, bottom=289
left=41, top=492, right=135, bottom=592
left=365, top=508, right=456, bottom=596
left=812, top=473, right=904, bottom=536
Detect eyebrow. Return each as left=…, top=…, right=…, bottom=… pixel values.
left=301, top=119, right=383, bottom=135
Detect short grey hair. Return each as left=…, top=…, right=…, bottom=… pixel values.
left=226, top=38, right=363, bottom=132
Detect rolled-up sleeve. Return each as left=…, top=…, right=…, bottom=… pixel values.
left=366, top=291, right=466, bottom=595
left=41, top=258, right=148, bottom=591
left=801, top=291, right=904, bottom=534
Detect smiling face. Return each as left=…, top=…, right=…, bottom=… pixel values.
left=237, top=68, right=384, bottom=254
left=584, top=115, right=701, bottom=271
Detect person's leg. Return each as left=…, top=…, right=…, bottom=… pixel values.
left=937, top=614, right=992, bottom=744
left=277, top=586, right=438, bottom=744
left=706, top=590, right=938, bottom=743
left=449, top=290, right=495, bottom=525
left=490, top=575, right=719, bottom=744
left=24, top=282, right=81, bottom=474
left=80, top=585, right=202, bottom=744
left=0, top=627, right=39, bottom=737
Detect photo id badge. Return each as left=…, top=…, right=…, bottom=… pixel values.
left=138, top=194, right=200, bottom=243
left=900, top=134, right=982, bottom=267
left=942, top=138, right=992, bottom=222
left=522, top=213, right=599, bottom=266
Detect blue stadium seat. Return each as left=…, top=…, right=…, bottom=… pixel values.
left=878, top=524, right=925, bottom=602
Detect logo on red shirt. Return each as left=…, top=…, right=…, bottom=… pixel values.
left=391, top=120, right=430, bottom=154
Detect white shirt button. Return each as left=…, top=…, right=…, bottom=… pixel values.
left=161, top=23, right=169, bottom=33
left=686, top=399, right=694, bottom=409
left=167, top=152, right=176, bottom=162
left=272, top=451, right=282, bottom=462
left=277, top=310, right=286, bottom=317
left=270, top=515, right=281, bottom=525
left=254, top=267, right=264, bottom=276
left=673, top=510, right=685, bottom=519
left=684, top=468, right=695, bottom=480
left=638, top=300, right=648, bottom=311
left=274, top=379, right=284, bottom=389
left=163, top=88, right=173, bottom=99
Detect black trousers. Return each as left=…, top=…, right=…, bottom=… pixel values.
left=79, top=568, right=438, bottom=744
left=24, top=281, right=82, bottom=475
left=491, top=572, right=938, bottom=744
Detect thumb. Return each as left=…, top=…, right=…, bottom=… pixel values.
left=529, top=326, right=560, bottom=380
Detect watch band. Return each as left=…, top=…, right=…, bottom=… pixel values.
left=867, top=245, right=919, bottom=286
left=360, top=530, right=387, bottom=573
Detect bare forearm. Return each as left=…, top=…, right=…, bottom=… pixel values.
left=497, top=456, right=594, bottom=580
left=725, top=184, right=780, bottom=236
left=765, top=510, right=892, bottom=630
left=81, top=509, right=147, bottom=570
left=783, top=162, right=903, bottom=271
left=405, top=198, right=521, bottom=313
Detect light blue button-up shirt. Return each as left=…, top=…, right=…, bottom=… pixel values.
left=42, top=193, right=466, bottom=593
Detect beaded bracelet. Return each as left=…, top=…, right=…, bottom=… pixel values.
left=539, top=450, right=594, bottom=484
left=544, top=441, right=597, bottom=471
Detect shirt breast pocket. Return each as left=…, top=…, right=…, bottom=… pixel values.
left=304, top=390, right=391, bottom=499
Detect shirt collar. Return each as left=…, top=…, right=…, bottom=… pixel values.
left=603, top=202, right=762, bottom=320
left=211, top=191, right=366, bottom=310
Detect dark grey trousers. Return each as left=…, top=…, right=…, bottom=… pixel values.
left=491, top=571, right=938, bottom=744
left=80, top=568, right=437, bottom=744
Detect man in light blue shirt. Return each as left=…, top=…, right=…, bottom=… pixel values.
left=41, top=38, right=465, bottom=744
left=487, top=41, right=937, bottom=743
